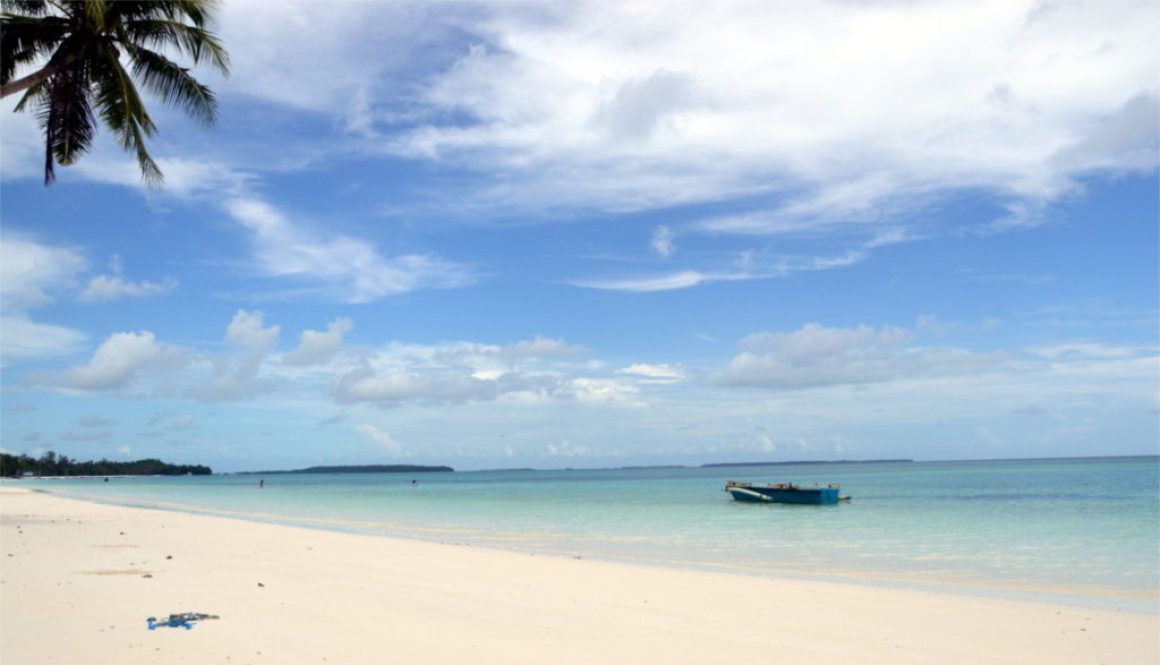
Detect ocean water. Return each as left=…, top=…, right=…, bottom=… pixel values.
left=16, top=456, right=1159, bottom=611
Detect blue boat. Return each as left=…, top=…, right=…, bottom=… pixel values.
left=724, top=481, right=849, bottom=505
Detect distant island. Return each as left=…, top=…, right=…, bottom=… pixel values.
left=702, top=459, right=913, bottom=468
left=240, top=464, right=454, bottom=475
left=2, top=451, right=211, bottom=477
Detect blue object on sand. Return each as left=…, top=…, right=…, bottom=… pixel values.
left=147, top=612, right=219, bottom=630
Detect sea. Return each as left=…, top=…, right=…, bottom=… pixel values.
left=13, top=456, right=1159, bottom=612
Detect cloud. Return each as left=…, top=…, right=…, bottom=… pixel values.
left=616, top=364, right=684, bottom=383
left=190, top=310, right=281, bottom=401
left=335, top=366, right=501, bottom=405
left=650, top=225, right=676, bottom=257
left=720, top=322, right=1006, bottom=390
left=387, top=1, right=1155, bottom=216
left=78, top=256, right=175, bottom=303
left=333, top=337, right=624, bottom=407
left=431, top=337, right=585, bottom=370
left=0, top=234, right=86, bottom=311
left=355, top=423, right=405, bottom=456
left=0, top=315, right=87, bottom=365
left=226, top=309, right=281, bottom=351
left=226, top=197, right=476, bottom=302
left=57, top=332, right=184, bottom=391
left=284, top=318, right=354, bottom=366
left=571, top=270, right=728, bottom=292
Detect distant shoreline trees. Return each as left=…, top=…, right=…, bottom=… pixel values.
left=1, top=451, right=211, bottom=477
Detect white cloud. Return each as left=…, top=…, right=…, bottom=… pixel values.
left=58, top=331, right=184, bottom=391
left=79, top=256, right=174, bottom=303
left=617, top=363, right=684, bottom=383
left=284, top=318, right=354, bottom=366
left=385, top=1, right=1155, bottom=218
left=650, top=225, right=676, bottom=257
left=79, top=274, right=173, bottom=303
left=355, top=423, right=405, bottom=456
left=189, top=310, right=282, bottom=402
left=332, top=337, right=627, bottom=407
left=0, top=315, right=87, bottom=365
left=571, top=270, right=722, bottom=292
left=720, top=322, right=1005, bottom=390
left=0, top=234, right=86, bottom=311
left=226, top=197, right=476, bottom=302
left=226, top=310, right=281, bottom=351
left=334, top=366, right=499, bottom=405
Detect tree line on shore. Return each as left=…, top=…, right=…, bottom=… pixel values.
left=1, top=451, right=211, bottom=477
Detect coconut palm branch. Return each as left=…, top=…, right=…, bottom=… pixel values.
left=1, top=0, right=229, bottom=184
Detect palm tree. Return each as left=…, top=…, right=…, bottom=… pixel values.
left=1, top=0, right=229, bottom=184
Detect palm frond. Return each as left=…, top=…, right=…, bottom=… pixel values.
left=127, top=46, right=217, bottom=126
left=121, top=19, right=229, bottom=72
left=0, top=0, right=49, bottom=17
left=41, top=58, right=96, bottom=182
left=1, top=14, right=68, bottom=85
left=4, top=0, right=226, bottom=184
left=92, top=43, right=162, bottom=183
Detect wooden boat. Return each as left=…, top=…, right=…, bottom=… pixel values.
left=724, top=481, right=849, bottom=505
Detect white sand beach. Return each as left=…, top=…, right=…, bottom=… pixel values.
left=1, top=486, right=1155, bottom=665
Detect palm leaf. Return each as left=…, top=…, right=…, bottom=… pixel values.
left=0, top=14, right=68, bottom=85
left=127, top=46, right=217, bottom=126
left=4, top=0, right=228, bottom=184
left=92, top=43, right=162, bottom=182
left=121, top=19, right=229, bottom=72
left=41, top=58, right=96, bottom=182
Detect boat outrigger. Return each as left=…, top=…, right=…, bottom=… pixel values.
left=724, top=481, right=850, bottom=505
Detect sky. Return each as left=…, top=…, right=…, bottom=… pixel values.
left=1, top=0, right=1157, bottom=472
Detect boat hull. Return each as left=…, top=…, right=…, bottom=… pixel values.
left=724, top=483, right=842, bottom=505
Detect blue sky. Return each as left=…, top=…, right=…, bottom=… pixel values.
left=1, top=0, right=1157, bottom=472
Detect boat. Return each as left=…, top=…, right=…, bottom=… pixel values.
left=724, top=481, right=849, bottom=505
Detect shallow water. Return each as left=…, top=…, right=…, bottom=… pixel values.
left=18, top=456, right=1158, bottom=610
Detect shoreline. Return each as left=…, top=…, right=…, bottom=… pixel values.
left=14, top=480, right=1159, bottom=615
left=22, top=481, right=1157, bottom=614
left=3, top=487, right=1157, bottom=665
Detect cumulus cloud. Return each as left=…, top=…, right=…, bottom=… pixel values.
left=226, top=309, right=281, bottom=351
left=720, top=322, right=1006, bottom=390
left=79, top=256, right=174, bottom=303
left=190, top=310, right=281, bottom=402
left=284, top=318, right=354, bottom=366
left=58, top=331, right=184, bottom=391
left=0, top=237, right=173, bottom=363
left=333, top=337, right=629, bottom=407
left=226, top=197, right=476, bottom=303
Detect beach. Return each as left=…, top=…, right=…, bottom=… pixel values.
left=1, top=487, right=1155, bottom=664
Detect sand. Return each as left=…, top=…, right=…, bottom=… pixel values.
left=1, top=486, right=1155, bottom=665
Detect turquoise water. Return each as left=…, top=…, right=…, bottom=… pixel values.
left=16, top=456, right=1159, bottom=610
